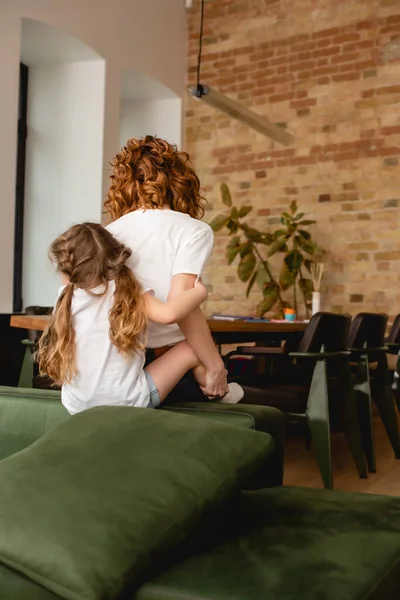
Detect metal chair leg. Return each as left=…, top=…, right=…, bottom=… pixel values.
left=374, top=353, right=400, bottom=459
left=337, top=360, right=368, bottom=479
left=353, top=358, right=376, bottom=473
left=306, top=359, right=333, bottom=489
left=18, top=343, right=34, bottom=388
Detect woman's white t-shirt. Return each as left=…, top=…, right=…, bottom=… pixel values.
left=61, top=281, right=150, bottom=415
left=106, top=209, right=214, bottom=348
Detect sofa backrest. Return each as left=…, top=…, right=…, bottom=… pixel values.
left=0, top=387, right=68, bottom=460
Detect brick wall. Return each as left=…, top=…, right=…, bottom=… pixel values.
left=186, top=0, right=400, bottom=318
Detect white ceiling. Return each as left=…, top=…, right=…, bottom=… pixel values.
left=121, top=70, right=178, bottom=101
left=20, top=18, right=178, bottom=102
left=21, top=19, right=102, bottom=65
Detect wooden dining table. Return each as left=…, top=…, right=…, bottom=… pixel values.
left=10, top=314, right=307, bottom=345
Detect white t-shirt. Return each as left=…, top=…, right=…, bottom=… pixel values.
left=61, top=281, right=150, bottom=414
left=107, top=209, right=214, bottom=348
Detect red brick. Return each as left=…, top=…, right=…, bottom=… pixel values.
left=376, top=85, right=400, bottom=95
left=313, top=27, right=340, bottom=39
left=382, top=125, right=400, bottom=135
left=290, top=98, right=317, bottom=109
left=316, top=39, right=332, bottom=48
left=381, top=24, right=400, bottom=35
left=269, top=92, right=295, bottom=103
left=317, top=76, right=330, bottom=84
left=289, top=156, right=317, bottom=166
left=257, top=209, right=271, bottom=216
left=292, top=41, right=316, bottom=52
left=270, top=148, right=296, bottom=158
left=271, top=56, right=289, bottom=66
left=332, top=72, right=360, bottom=82
left=385, top=15, right=400, bottom=25
left=291, top=60, right=316, bottom=72
left=357, top=20, right=375, bottom=31
left=362, top=89, right=375, bottom=98
left=334, top=33, right=361, bottom=43
left=331, top=52, right=360, bottom=64
left=333, top=151, right=360, bottom=162
left=378, top=147, right=400, bottom=157
left=313, top=46, right=341, bottom=58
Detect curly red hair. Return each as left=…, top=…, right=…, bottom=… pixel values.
left=104, top=136, right=206, bottom=221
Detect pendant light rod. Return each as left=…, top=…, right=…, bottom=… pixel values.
left=189, top=0, right=295, bottom=146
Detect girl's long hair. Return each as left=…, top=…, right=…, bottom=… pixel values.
left=104, top=135, right=206, bottom=221
left=37, top=223, right=146, bottom=386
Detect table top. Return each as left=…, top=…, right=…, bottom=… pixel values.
left=207, top=319, right=307, bottom=334
left=10, top=313, right=307, bottom=335
left=10, top=314, right=51, bottom=331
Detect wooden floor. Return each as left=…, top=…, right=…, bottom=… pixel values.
left=284, top=409, right=400, bottom=496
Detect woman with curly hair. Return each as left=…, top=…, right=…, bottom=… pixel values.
left=104, top=136, right=243, bottom=404
left=37, top=222, right=215, bottom=414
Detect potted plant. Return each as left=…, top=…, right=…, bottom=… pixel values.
left=209, top=183, right=323, bottom=318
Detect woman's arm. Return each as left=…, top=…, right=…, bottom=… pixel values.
left=144, top=281, right=207, bottom=325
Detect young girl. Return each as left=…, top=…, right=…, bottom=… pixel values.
left=38, top=222, right=240, bottom=414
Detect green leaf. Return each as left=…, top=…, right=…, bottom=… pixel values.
left=238, top=205, right=252, bottom=218
left=231, top=207, right=238, bottom=220
left=279, top=264, right=295, bottom=291
left=299, top=277, right=314, bottom=301
left=298, top=229, right=311, bottom=240
left=298, top=220, right=316, bottom=226
left=256, top=286, right=279, bottom=316
left=227, top=220, right=239, bottom=234
left=246, top=271, right=257, bottom=298
left=256, top=264, right=270, bottom=290
left=285, top=249, right=303, bottom=274
left=239, top=242, right=252, bottom=258
left=290, top=200, right=297, bottom=214
left=296, top=235, right=316, bottom=255
left=225, top=236, right=241, bottom=265
left=273, top=229, right=287, bottom=238
left=220, top=183, right=232, bottom=207
left=245, top=227, right=272, bottom=244
left=209, top=214, right=230, bottom=232
left=267, top=237, right=288, bottom=257
left=294, top=212, right=305, bottom=221
left=238, top=252, right=256, bottom=282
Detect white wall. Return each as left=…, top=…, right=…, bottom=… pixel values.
left=0, top=0, right=186, bottom=312
left=119, top=99, right=182, bottom=149
left=22, top=61, right=105, bottom=307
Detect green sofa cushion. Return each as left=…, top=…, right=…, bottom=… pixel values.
left=0, top=386, right=68, bottom=460
left=0, top=406, right=272, bottom=600
left=137, top=486, right=400, bottom=600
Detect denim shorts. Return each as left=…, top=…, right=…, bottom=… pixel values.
left=144, top=370, right=161, bottom=408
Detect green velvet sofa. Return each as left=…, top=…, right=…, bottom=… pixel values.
left=1, top=387, right=400, bottom=600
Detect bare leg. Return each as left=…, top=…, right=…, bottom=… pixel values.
left=145, top=341, right=206, bottom=402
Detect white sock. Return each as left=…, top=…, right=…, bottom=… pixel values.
left=219, top=382, right=244, bottom=404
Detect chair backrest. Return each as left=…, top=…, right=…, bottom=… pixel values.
left=298, top=312, right=351, bottom=354
left=347, top=312, right=388, bottom=349
left=25, top=305, right=52, bottom=346
left=386, top=314, right=400, bottom=344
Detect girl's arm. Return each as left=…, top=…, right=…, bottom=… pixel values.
left=144, top=281, right=208, bottom=325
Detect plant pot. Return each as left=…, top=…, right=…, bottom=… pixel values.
left=312, top=291, right=321, bottom=316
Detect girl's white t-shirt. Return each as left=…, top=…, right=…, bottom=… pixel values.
left=61, top=281, right=150, bottom=415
